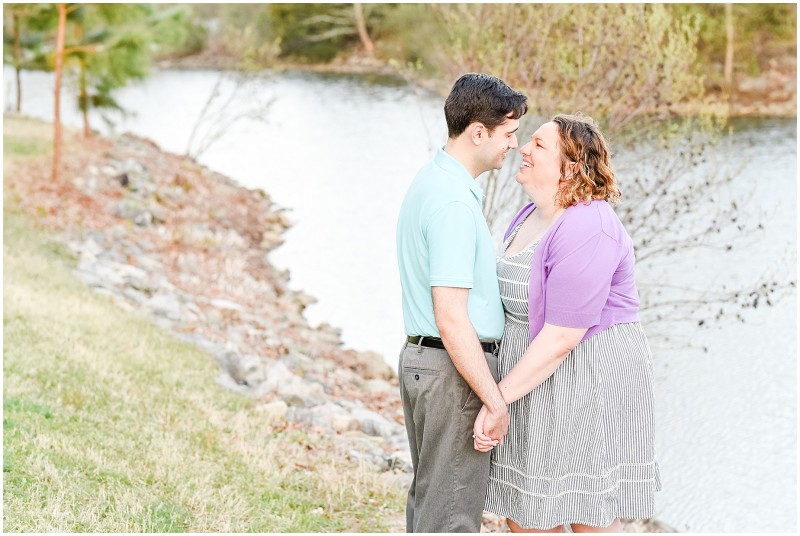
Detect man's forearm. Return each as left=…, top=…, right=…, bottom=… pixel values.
left=438, top=320, right=505, bottom=412
left=431, top=286, right=505, bottom=412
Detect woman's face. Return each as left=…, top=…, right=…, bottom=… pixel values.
left=516, top=121, right=566, bottom=193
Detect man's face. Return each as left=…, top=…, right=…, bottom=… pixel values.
left=480, top=117, right=520, bottom=172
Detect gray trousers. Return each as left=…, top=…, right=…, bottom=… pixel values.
left=398, top=341, right=500, bottom=533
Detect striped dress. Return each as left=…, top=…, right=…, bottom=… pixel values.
left=485, top=223, right=661, bottom=530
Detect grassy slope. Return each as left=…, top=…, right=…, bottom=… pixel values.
left=2, top=116, right=404, bottom=532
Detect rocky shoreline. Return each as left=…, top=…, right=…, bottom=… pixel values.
left=7, top=118, right=412, bottom=471
left=5, top=116, right=676, bottom=533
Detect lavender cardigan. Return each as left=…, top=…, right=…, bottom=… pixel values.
left=504, top=200, right=640, bottom=343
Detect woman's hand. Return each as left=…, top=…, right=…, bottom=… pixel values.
left=473, top=405, right=499, bottom=452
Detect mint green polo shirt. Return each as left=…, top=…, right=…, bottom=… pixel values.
left=396, top=148, right=504, bottom=340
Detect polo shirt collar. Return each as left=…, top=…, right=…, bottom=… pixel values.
left=434, top=147, right=484, bottom=202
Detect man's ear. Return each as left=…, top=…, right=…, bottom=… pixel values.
left=468, top=122, right=486, bottom=146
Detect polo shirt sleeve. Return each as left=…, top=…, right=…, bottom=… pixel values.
left=426, top=201, right=476, bottom=288
left=544, top=230, right=620, bottom=328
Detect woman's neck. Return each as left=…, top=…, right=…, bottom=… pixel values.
left=528, top=188, right=563, bottom=223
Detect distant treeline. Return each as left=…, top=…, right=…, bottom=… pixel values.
left=180, top=4, right=795, bottom=88
left=6, top=4, right=796, bottom=83
left=2, top=3, right=796, bottom=142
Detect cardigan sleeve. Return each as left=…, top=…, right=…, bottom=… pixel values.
left=544, top=230, right=621, bottom=328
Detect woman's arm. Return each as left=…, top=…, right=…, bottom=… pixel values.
left=473, top=322, right=587, bottom=451
left=498, top=322, right=587, bottom=404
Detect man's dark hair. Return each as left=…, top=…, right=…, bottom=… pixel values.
left=444, top=73, right=528, bottom=138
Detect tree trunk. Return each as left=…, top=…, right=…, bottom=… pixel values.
left=53, top=3, right=67, bottom=182
left=80, top=58, right=90, bottom=137
left=353, top=3, right=375, bottom=57
left=13, top=10, right=22, bottom=112
left=724, top=3, right=734, bottom=100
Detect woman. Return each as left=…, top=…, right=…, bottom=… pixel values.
left=473, top=113, right=661, bottom=533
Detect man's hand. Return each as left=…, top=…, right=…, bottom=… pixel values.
left=482, top=404, right=509, bottom=445
left=472, top=404, right=507, bottom=452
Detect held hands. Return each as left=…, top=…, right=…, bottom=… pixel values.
left=472, top=404, right=508, bottom=452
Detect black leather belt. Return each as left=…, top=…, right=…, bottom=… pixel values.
left=407, top=335, right=499, bottom=354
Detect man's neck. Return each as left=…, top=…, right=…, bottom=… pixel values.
left=443, top=138, right=482, bottom=179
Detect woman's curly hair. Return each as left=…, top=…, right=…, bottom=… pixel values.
left=552, top=113, right=621, bottom=207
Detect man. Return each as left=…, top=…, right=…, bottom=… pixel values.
left=396, top=73, right=528, bottom=532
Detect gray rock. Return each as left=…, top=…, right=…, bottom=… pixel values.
left=101, top=165, right=118, bottom=176
left=215, top=348, right=243, bottom=381
left=386, top=449, right=413, bottom=473
left=115, top=199, right=147, bottom=222
left=219, top=354, right=326, bottom=408
left=92, top=262, right=127, bottom=287
left=152, top=274, right=176, bottom=293
left=350, top=406, right=403, bottom=438
left=234, top=354, right=268, bottom=386
left=336, top=399, right=403, bottom=438
left=134, top=211, right=154, bottom=227
left=328, top=410, right=362, bottom=432
left=357, top=350, right=395, bottom=380
left=182, top=301, right=205, bottom=323
left=136, top=239, right=158, bottom=252
left=257, top=400, right=288, bottom=423
left=259, top=359, right=299, bottom=385
left=122, top=287, right=149, bottom=306
left=362, top=378, right=395, bottom=396
left=210, top=298, right=244, bottom=311
left=113, top=262, right=150, bottom=290
left=388, top=432, right=410, bottom=451
left=266, top=361, right=327, bottom=407
left=203, top=307, right=223, bottom=327
left=152, top=316, right=173, bottom=331
left=121, top=157, right=150, bottom=183
left=144, top=293, right=183, bottom=321
left=114, top=200, right=165, bottom=227
left=219, top=229, right=246, bottom=251
left=279, top=383, right=326, bottom=408
left=75, top=270, right=105, bottom=289
left=215, top=372, right=249, bottom=394
left=349, top=447, right=389, bottom=471
left=113, top=173, right=130, bottom=188
left=287, top=402, right=359, bottom=432
left=180, top=335, right=223, bottom=357
left=110, top=225, right=128, bottom=240
left=380, top=470, right=413, bottom=489
left=279, top=352, right=315, bottom=373
left=177, top=253, right=199, bottom=275
left=93, top=287, right=117, bottom=300
left=78, top=236, right=104, bottom=257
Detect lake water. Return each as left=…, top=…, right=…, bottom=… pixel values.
left=4, top=66, right=796, bottom=532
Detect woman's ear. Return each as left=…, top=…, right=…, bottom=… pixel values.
left=564, top=161, right=578, bottom=179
